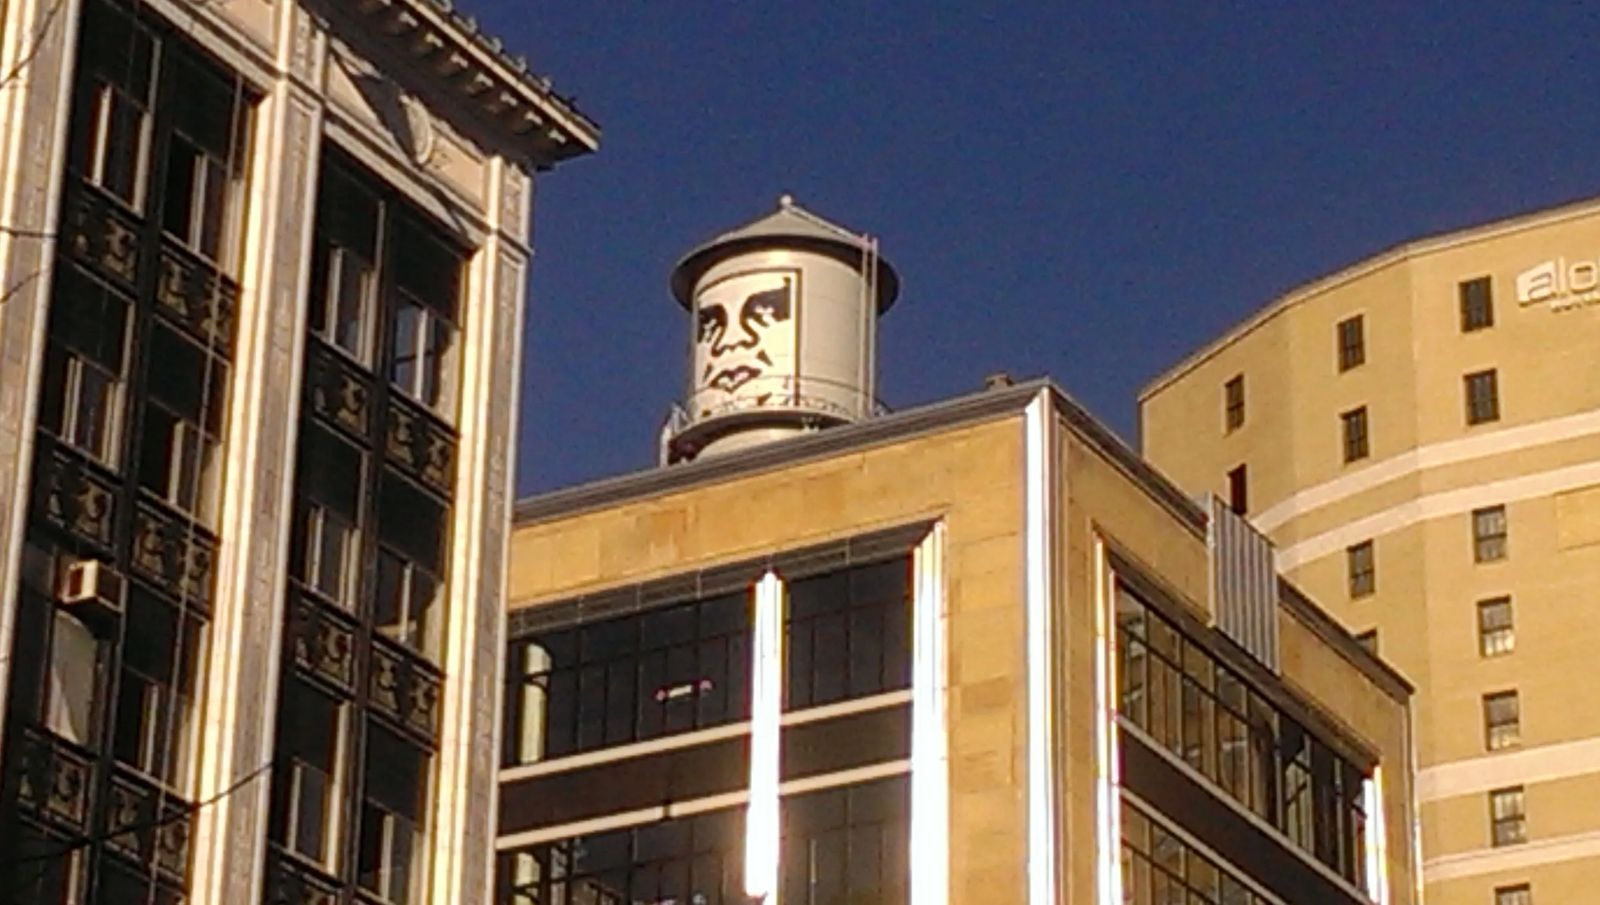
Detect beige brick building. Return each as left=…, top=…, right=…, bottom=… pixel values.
left=1141, top=197, right=1600, bottom=905
left=498, top=379, right=1419, bottom=905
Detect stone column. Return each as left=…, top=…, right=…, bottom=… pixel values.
left=428, top=153, right=531, bottom=905
left=0, top=0, right=84, bottom=756
left=187, top=2, right=325, bottom=902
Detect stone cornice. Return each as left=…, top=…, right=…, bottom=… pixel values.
left=349, top=0, right=600, bottom=167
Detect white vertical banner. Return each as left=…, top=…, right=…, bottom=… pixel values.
left=1092, top=539, right=1122, bottom=905
left=745, top=571, right=785, bottom=902
left=911, top=524, right=950, bottom=905
left=1364, top=767, right=1391, bottom=904
left=1024, top=391, right=1059, bottom=905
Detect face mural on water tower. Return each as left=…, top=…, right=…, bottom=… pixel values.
left=693, top=268, right=798, bottom=414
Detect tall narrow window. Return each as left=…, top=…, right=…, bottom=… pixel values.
left=375, top=472, right=447, bottom=658
left=1464, top=369, right=1500, bottom=425
left=113, top=587, right=202, bottom=788
left=1347, top=541, right=1375, bottom=598
left=358, top=724, right=429, bottom=903
left=46, top=610, right=102, bottom=745
left=1336, top=315, right=1365, bottom=371
left=1473, top=505, right=1508, bottom=562
left=1341, top=406, right=1370, bottom=463
left=507, top=643, right=551, bottom=766
left=40, top=267, right=130, bottom=466
left=1483, top=691, right=1521, bottom=751
left=1478, top=597, right=1514, bottom=657
left=1496, top=884, right=1533, bottom=905
left=1226, top=464, right=1248, bottom=515
left=138, top=323, right=228, bottom=524
left=307, top=164, right=381, bottom=363
left=271, top=679, right=344, bottom=868
left=1460, top=277, right=1494, bottom=332
left=68, top=3, right=155, bottom=209
left=1223, top=375, right=1245, bottom=432
left=159, top=47, right=248, bottom=265
left=388, top=217, right=462, bottom=417
left=292, top=423, right=364, bottom=607
left=1489, top=787, right=1526, bottom=846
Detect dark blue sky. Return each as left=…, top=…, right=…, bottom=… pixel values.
left=465, top=2, right=1600, bottom=496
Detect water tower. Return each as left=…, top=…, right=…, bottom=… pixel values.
left=661, top=196, right=900, bottom=463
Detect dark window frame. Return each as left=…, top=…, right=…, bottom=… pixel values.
left=1477, top=597, right=1514, bottom=657
left=1460, top=276, right=1495, bottom=332
left=1340, top=406, right=1370, bottom=463
left=1473, top=505, right=1508, bottom=563
left=1226, top=464, right=1248, bottom=516
left=1483, top=690, right=1521, bottom=751
left=1336, top=315, right=1365, bottom=371
left=1347, top=541, right=1375, bottom=598
left=1489, top=786, right=1526, bottom=847
left=1464, top=369, right=1501, bottom=425
left=507, top=589, right=755, bottom=764
left=786, top=558, right=913, bottom=711
left=1115, top=583, right=1371, bottom=888
left=1223, top=375, right=1245, bottom=433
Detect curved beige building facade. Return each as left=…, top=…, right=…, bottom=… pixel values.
left=1141, top=197, right=1600, bottom=905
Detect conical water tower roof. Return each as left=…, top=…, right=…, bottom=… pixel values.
left=670, top=196, right=900, bottom=311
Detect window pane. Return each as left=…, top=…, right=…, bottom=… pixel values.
left=327, top=247, right=376, bottom=360
left=100, top=87, right=147, bottom=207
left=379, top=471, right=446, bottom=572
left=161, top=136, right=200, bottom=246
left=47, top=611, right=100, bottom=745
left=71, top=357, right=118, bottom=462
left=391, top=300, right=422, bottom=399
left=360, top=725, right=429, bottom=900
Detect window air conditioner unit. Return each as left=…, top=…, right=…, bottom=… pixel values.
left=57, top=559, right=125, bottom=630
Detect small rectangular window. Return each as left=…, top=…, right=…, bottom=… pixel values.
left=1227, top=464, right=1248, bottom=515
left=1489, top=786, right=1526, bottom=847
left=44, top=347, right=123, bottom=465
left=1473, top=505, right=1508, bottom=562
left=1478, top=597, right=1514, bottom=657
left=1341, top=406, right=1370, bottom=463
left=1496, top=884, right=1533, bottom=905
left=73, top=80, right=150, bottom=210
left=375, top=548, right=443, bottom=660
left=1347, top=541, right=1375, bottom=598
left=1337, top=315, right=1365, bottom=371
left=390, top=296, right=457, bottom=416
left=1460, top=277, right=1494, bottom=332
left=1483, top=691, right=1521, bottom=751
left=1465, top=369, right=1501, bottom=425
left=1223, top=375, right=1245, bottom=432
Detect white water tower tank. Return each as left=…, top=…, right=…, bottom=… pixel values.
left=662, top=196, right=900, bottom=463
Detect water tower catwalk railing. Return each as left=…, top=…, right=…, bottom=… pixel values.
left=660, top=374, right=892, bottom=464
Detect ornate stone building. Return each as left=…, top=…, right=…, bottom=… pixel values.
left=0, top=0, right=596, bottom=901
